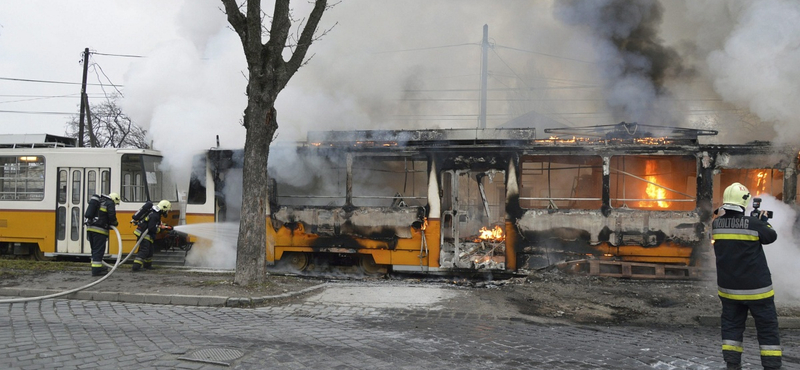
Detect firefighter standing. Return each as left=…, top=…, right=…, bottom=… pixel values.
left=132, top=200, right=171, bottom=272
left=712, top=182, right=781, bottom=370
left=86, top=193, right=120, bottom=277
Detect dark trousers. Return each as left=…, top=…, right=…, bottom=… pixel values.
left=135, top=239, right=154, bottom=263
left=720, top=296, right=781, bottom=369
left=87, top=231, right=108, bottom=262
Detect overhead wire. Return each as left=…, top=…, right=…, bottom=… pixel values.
left=489, top=46, right=579, bottom=127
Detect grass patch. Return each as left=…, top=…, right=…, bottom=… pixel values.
left=0, top=258, right=85, bottom=272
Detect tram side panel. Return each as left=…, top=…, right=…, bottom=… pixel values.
left=509, top=152, right=704, bottom=269
left=0, top=148, right=178, bottom=258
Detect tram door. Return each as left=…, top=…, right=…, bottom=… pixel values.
left=56, top=167, right=110, bottom=254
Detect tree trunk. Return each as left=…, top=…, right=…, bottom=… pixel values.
left=223, top=0, right=328, bottom=286
left=234, top=104, right=277, bottom=285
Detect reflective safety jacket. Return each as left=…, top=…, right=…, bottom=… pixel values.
left=133, top=207, right=162, bottom=243
left=711, top=207, right=778, bottom=300
left=86, top=197, right=119, bottom=236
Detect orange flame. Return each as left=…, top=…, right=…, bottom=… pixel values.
left=754, top=170, right=768, bottom=195
left=476, top=225, right=504, bottom=242
left=639, top=160, right=669, bottom=208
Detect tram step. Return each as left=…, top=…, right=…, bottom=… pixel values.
left=153, top=249, right=186, bottom=267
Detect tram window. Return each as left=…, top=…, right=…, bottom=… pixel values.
left=352, top=157, right=427, bottom=207
left=609, top=155, right=696, bottom=211
left=100, top=170, right=110, bottom=196
left=70, top=207, right=80, bottom=241
left=134, top=174, right=143, bottom=201
left=123, top=173, right=132, bottom=201
left=715, top=169, right=785, bottom=204
left=56, top=206, right=66, bottom=241
left=142, top=155, right=178, bottom=201
left=519, top=155, right=602, bottom=210
left=187, top=154, right=207, bottom=204
left=58, top=170, right=67, bottom=204
left=271, top=150, right=346, bottom=206
left=87, top=170, right=97, bottom=198
left=71, top=170, right=81, bottom=204
left=121, top=154, right=177, bottom=202
left=0, top=155, right=45, bottom=200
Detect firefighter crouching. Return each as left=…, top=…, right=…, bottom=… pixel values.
left=132, top=200, right=172, bottom=272
left=85, top=193, right=120, bottom=277
left=711, top=182, right=781, bottom=370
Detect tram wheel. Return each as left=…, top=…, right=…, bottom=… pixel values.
left=31, top=245, right=52, bottom=261
left=278, top=252, right=309, bottom=273
left=358, top=255, right=388, bottom=276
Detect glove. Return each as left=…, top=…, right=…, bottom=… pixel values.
left=160, top=223, right=173, bottom=231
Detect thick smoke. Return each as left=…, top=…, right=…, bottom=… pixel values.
left=704, top=0, right=800, bottom=145
left=751, top=195, right=800, bottom=303
left=116, top=1, right=800, bottom=271
left=553, top=0, right=688, bottom=126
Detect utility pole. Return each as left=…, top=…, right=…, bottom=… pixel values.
left=479, top=25, right=489, bottom=129
left=77, top=47, right=90, bottom=147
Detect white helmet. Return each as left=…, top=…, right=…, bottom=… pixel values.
left=722, top=182, right=750, bottom=208
left=157, top=200, right=171, bottom=213
left=107, top=192, right=121, bottom=205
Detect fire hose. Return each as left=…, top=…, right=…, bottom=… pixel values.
left=0, top=227, right=148, bottom=304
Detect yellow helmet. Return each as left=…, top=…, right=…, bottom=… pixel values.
left=157, top=200, right=171, bottom=213
left=722, top=182, right=750, bottom=208
left=107, top=193, right=121, bottom=205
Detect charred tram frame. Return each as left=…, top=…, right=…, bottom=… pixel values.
left=190, top=123, right=798, bottom=275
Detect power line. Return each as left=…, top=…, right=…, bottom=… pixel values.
left=92, top=51, right=144, bottom=58
left=494, top=43, right=595, bottom=64
left=0, top=109, right=75, bottom=115
left=373, top=43, right=478, bottom=54
left=0, top=76, right=123, bottom=87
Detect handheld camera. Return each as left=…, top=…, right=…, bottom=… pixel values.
left=750, top=197, right=774, bottom=219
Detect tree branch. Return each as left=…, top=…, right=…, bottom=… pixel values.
left=221, top=0, right=247, bottom=41
left=285, top=0, right=327, bottom=80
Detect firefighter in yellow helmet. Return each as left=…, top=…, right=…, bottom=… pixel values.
left=132, top=200, right=171, bottom=272
left=85, top=193, right=120, bottom=276
left=711, top=182, right=781, bottom=370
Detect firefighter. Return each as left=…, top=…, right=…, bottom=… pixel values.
left=711, top=182, right=781, bottom=370
left=132, top=200, right=171, bottom=272
left=86, top=193, right=120, bottom=277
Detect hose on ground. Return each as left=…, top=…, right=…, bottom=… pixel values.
left=0, top=227, right=148, bottom=304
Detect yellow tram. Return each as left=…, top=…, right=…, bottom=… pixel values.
left=0, top=134, right=180, bottom=259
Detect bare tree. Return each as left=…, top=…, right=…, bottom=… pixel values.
left=221, top=0, right=329, bottom=285
left=66, top=95, right=149, bottom=149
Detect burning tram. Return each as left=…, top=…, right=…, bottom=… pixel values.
left=184, top=123, right=799, bottom=276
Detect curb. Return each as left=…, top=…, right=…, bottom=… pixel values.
left=0, top=283, right=328, bottom=307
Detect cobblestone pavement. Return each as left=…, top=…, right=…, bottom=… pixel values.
left=1, top=296, right=799, bottom=369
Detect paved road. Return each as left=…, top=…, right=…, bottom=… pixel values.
left=1, top=284, right=799, bottom=369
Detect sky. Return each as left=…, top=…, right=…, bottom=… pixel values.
left=3, top=0, right=800, bottom=148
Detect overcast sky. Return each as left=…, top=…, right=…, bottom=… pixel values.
left=2, top=0, right=800, bottom=153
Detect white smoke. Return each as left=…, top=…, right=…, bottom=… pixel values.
left=751, top=195, right=800, bottom=303
left=122, top=0, right=247, bottom=190
left=704, top=0, right=800, bottom=145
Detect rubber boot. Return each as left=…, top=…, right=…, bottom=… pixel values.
left=132, top=261, right=143, bottom=272
left=91, top=266, right=109, bottom=277
left=726, top=362, right=742, bottom=370
left=143, top=260, right=153, bottom=270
